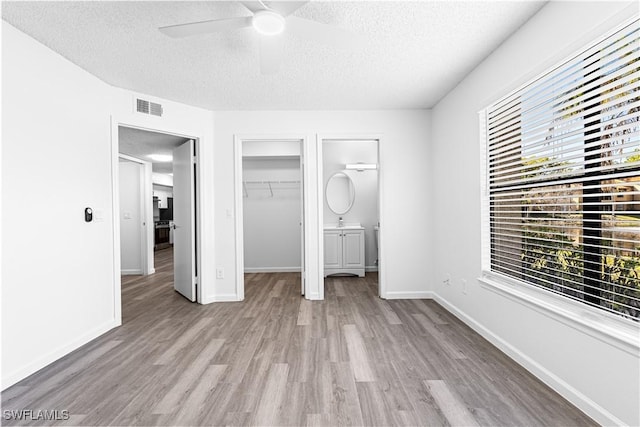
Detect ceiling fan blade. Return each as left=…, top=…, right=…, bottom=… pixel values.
left=260, top=34, right=284, bottom=75
left=266, top=1, right=309, bottom=17
left=159, top=16, right=252, bottom=38
left=286, top=16, right=363, bottom=49
left=238, top=1, right=267, bottom=14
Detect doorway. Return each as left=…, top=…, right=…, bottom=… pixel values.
left=319, top=137, right=384, bottom=298
left=118, top=154, right=152, bottom=276
left=116, top=125, right=201, bottom=310
left=234, top=137, right=309, bottom=300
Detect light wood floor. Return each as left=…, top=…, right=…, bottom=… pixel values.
left=2, top=247, right=596, bottom=426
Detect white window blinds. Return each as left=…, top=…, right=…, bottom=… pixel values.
left=484, top=19, right=640, bottom=320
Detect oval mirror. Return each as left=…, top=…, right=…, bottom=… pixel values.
left=326, top=172, right=355, bottom=215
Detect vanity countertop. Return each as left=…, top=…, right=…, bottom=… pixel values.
left=324, top=223, right=364, bottom=230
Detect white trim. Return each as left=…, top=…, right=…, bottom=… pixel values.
left=208, top=293, right=243, bottom=302
left=316, top=135, right=325, bottom=300
left=301, top=136, right=314, bottom=298
left=432, top=292, right=628, bottom=427
left=365, top=266, right=378, bottom=272
left=384, top=291, right=435, bottom=300
left=233, top=135, right=244, bottom=302
left=117, top=153, right=154, bottom=276
left=1, top=320, right=119, bottom=390
left=244, top=267, right=302, bottom=273
left=233, top=134, right=310, bottom=302
left=317, top=133, right=385, bottom=300
left=478, top=109, right=490, bottom=272
left=305, top=291, right=322, bottom=300
left=479, top=273, right=640, bottom=355
left=121, top=269, right=143, bottom=276
left=377, top=135, right=387, bottom=299
left=110, top=116, right=122, bottom=324
left=142, top=161, right=154, bottom=275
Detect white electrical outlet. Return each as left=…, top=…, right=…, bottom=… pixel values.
left=461, top=278, right=467, bottom=294
left=216, top=268, right=224, bottom=279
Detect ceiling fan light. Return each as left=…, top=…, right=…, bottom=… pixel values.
left=252, top=10, right=285, bottom=36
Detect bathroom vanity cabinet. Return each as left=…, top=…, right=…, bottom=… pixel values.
left=324, top=225, right=365, bottom=277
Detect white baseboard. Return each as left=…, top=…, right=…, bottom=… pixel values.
left=205, top=293, right=241, bottom=302
left=244, top=267, right=301, bottom=273
left=365, top=266, right=378, bottom=272
left=432, top=292, right=625, bottom=427
left=383, top=290, right=434, bottom=299
left=121, top=269, right=142, bottom=275
left=1, top=319, right=119, bottom=390
left=305, top=292, right=321, bottom=300
left=148, top=268, right=156, bottom=275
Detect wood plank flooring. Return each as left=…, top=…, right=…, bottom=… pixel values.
left=1, top=248, right=597, bottom=426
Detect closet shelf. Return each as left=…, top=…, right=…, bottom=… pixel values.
left=243, top=180, right=301, bottom=185
left=242, top=180, right=301, bottom=198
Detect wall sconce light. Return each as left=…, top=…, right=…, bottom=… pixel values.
left=345, top=163, right=378, bottom=172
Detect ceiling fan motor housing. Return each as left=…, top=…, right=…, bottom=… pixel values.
left=252, top=10, right=286, bottom=35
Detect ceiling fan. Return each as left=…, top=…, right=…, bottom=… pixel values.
left=159, top=1, right=361, bottom=74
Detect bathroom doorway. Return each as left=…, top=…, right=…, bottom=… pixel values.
left=234, top=137, right=310, bottom=300
left=319, top=137, right=383, bottom=299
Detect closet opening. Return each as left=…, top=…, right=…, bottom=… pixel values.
left=235, top=138, right=307, bottom=301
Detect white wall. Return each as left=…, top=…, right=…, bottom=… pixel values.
left=2, top=23, right=117, bottom=388
left=243, top=157, right=301, bottom=271
left=152, top=172, right=173, bottom=187
left=429, top=2, right=639, bottom=425
left=243, top=140, right=300, bottom=157
left=2, top=22, right=218, bottom=388
left=119, top=159, right=143, bottom=274
left=213, top=110, right=431, bottom=300
left=323, top=140, right=378, bottom=268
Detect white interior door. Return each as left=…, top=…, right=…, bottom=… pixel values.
left=119, top=159, right=144, bottom=275
left=173, top=140, right=196, bottom=302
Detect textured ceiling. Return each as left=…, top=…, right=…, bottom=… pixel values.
left=2, top=1, right=546, bottom=110
left=119, top=126, right=189, bottom=173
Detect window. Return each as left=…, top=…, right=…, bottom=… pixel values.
left=482, top=19, right=640, bottom=320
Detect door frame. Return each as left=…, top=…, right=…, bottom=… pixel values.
left=111, top=118, right=203, bottom=325
left=117, top=153, right=154, bottom=276
left=316, top=134, right=386, bottom=300
left=233, top=134, right=311, bottom=301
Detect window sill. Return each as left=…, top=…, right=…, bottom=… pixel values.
left=479, top=272, right=640, bottom=356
